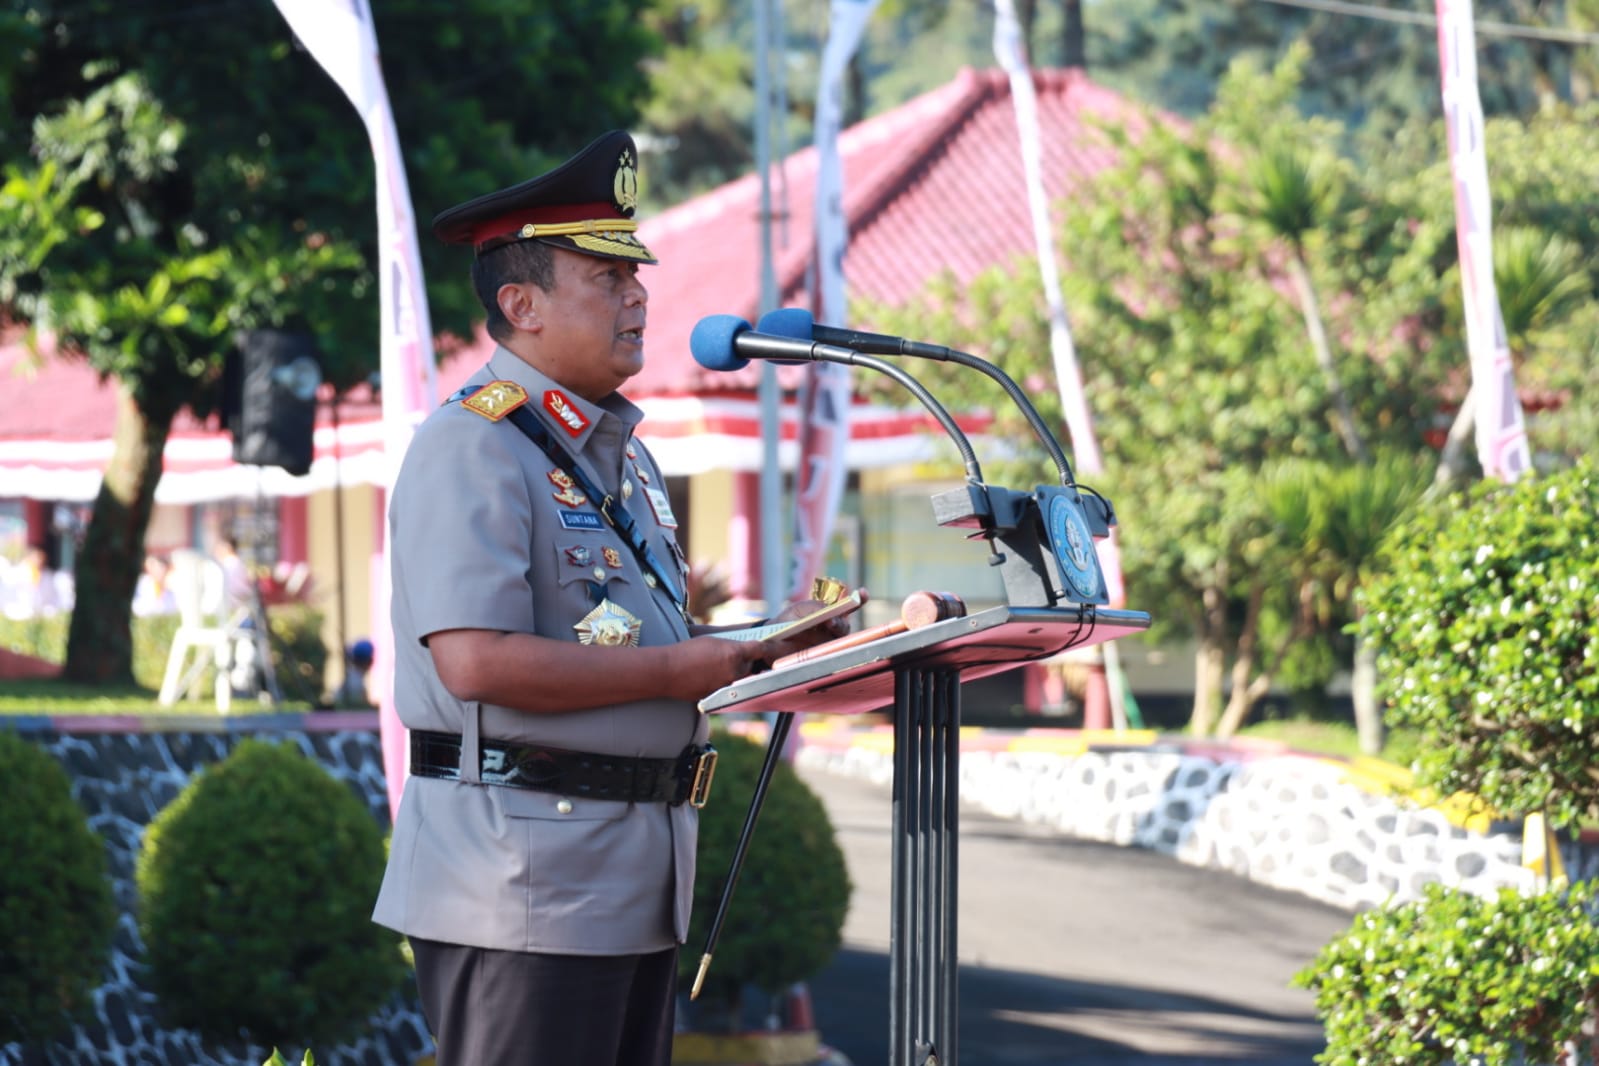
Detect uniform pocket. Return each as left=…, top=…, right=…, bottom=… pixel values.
left=495, top=786, right=630, bottom=822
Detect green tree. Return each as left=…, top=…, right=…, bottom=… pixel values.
left=1092, top=0, right=1590, bottom=135
left=1366, top=101, right=1599, bottom=484
left=866, top=55, right=1442, bottom=734
left=1214, top=45, right=1368, bottom=463
left=0, top=0, right=655, bottom=684
left=1358, top=460, right=1599, bottom=829
left=1248, top=452, right=1429, bottom=749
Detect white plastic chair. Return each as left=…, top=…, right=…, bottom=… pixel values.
left=157, top=550, right=240, bottom=710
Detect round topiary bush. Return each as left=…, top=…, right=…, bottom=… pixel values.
left=1296, top=880, right=1599, bottom=1066
left=0, top=731, right=115, bottom=1047
left=682, top=729, right=852, bottom=1028
left=136, top=738, right=407, bottom=1049
left=1359, top=459, right=1599, bottom=828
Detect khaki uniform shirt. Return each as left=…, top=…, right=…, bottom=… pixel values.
left=373, top=346, right=705, bottom=956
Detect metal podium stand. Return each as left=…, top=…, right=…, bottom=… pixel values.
left=701, top=603, right=1151, bottom=1066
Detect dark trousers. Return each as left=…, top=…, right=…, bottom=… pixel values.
left=411, top=937, right=679, bottom=1066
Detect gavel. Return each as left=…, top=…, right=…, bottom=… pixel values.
left=772, top=589, right=965, bottom=669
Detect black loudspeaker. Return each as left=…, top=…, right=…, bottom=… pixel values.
left=229, top=329, right=322, bottom=477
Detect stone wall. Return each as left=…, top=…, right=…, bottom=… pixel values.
left=8, top=715, right=1596, bottom=1065
left=0, top=714, right=431, bottom=1066
left=794, top=727, right=1599, bottom=911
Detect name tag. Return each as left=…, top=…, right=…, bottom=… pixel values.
left=645, top=487, right=678, bottom=528
left=557, top=510, right=604, bottom=531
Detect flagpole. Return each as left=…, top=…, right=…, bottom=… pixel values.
left=992, top=0, right=1129, bottom=730
left=754, top=0, right=785, bottom=614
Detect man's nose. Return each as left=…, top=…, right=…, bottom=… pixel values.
left=625, top=272, right=648, bottom=306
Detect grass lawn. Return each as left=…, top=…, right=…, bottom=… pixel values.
left=0, top=677, right=314, bottom=715
left=1239, top=716, right=1423, bottom=768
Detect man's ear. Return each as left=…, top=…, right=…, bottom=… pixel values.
left=496, top=282, right=542, bottom=334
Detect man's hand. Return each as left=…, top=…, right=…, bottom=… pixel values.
left=763, top=591, right=865, bottom=659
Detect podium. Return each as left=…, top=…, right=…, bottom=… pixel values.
left=702, top=603, right=1151, bottom=1066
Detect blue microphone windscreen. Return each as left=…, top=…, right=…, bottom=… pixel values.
left=689, top=314, right=752, bottom=371
left=756, top=307, right=815, bottom=340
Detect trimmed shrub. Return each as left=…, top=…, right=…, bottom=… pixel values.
left=0, top=731, right=116, bottom=1046
left=136, top=738, right=407, bottom=1048
left=1358, top=460, right=1599, bottom=829
left=682, top=729, right=851, bottom=1026
left=1296, top=881, right=1599, bottom=1066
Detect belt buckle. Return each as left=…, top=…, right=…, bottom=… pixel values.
left=687, top=746, right=718, bottom=809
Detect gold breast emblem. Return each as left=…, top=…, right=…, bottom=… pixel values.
left=574, top=599, right=642, bottom=647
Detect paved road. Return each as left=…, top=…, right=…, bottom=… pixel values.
left=798, top=764, right=1352, bottom=1066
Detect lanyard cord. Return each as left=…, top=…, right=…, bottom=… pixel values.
left=447, top=384, right=692, bottom=625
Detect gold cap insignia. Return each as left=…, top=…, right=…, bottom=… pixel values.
left=613, top=149, right=640, bottom=214
left=462, top=380, right=529, bottom=421
left=574, top=599, right=642, bottom=647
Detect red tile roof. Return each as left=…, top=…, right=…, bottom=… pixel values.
left=625, top=65, right=1149, bottom=396
left=0, top=66, right=1143, bottom=446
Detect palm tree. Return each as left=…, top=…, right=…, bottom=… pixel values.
left=1245, top=143, right=1369, bottom=463
left=1220, top=454, right=1428, bottom=751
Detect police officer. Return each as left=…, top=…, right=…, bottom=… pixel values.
left=372, top=131, right=846, bottom=1066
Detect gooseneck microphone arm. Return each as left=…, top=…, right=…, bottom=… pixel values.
left=809, top=346, right=984, bottom=485
left=687, top=315, right=986, bottom=486
left=758, top=309, right=1077, bottom=487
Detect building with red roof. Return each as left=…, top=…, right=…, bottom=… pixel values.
left=0, top=67, right=1148, bottom=681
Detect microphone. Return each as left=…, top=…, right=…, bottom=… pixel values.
left=689, top=314, right=985, bottom=484
left=756, top=307, right=1076, bottom=488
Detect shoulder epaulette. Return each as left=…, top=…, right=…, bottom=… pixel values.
left=457, top=380, right=529, bottom=422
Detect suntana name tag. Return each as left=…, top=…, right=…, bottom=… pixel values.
left=558, top=510, right=604, bottom=531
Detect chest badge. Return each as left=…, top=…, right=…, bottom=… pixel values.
left=563, top=545, right=593, bottom=567
left=574, top=599, right=642, bottom=647
left=645, top=486, right=678, bottom=529
left=543, top=390, right=590, bottom=437
left=547, top=468, right=587, bottom=506
left=462, top=380, right=529, bottom=421
left=601, top=546, right=624, bottom=570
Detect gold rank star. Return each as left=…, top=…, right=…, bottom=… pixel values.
left=574, top=599, right=642, bottom=647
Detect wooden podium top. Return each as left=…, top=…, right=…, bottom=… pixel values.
left=699, top=604, right=1150, bottom=717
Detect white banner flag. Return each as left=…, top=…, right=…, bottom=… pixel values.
left=1436, top=0, right=1530, bottom=482
left=991, top=0, right=1124, bottom=606
left=789, top=0, right=880, bottom=600
left=272, top=0, right=437, bottom=818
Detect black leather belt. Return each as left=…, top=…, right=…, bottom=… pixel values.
left=409, top=731, right=718, bottom=808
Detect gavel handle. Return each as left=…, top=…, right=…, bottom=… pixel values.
left=772, top=619, right=908, bottom=669
left=771, top=591, right=964, bottom=669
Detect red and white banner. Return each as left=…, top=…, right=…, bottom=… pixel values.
left=1436, top=0, right=1530, bottom=482
left=789, top=0, right=881, bottom=600
left=271, top=0, right=437, bottom=819
left=991, top=0, right=1125, bottom=606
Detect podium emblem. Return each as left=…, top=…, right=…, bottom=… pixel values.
left=1047, top=493, right=1103, bottom=602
